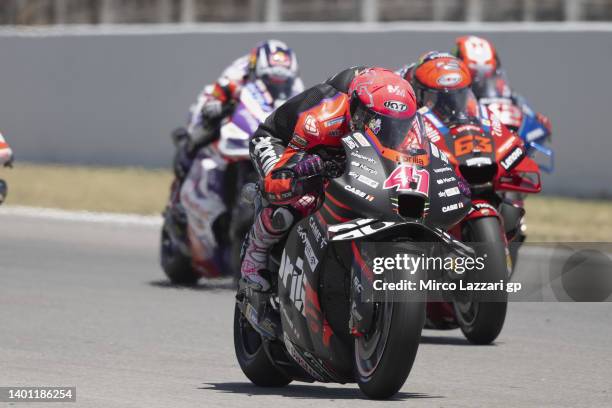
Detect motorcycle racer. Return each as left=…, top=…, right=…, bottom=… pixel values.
left=402, top=51, right=532, bottom=263
left=174, top=39, right=304, bottom=180
left=166, top=40, right=303, bottom=278
left=240, top=67, right=420, bottom=297
left=0, top=131, right=14, bottom=205
left=451, top=35, right=552, bottom=138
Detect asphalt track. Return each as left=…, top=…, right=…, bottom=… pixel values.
left=1, top=211, right=611, bottom=407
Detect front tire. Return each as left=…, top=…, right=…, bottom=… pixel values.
left=233, top=304, right=291, bottom=387
left=160, top=223, right=199, bottom=285
left=455, top=217, right=508, bottom=345
left=355, top=279, right=426, bottom=399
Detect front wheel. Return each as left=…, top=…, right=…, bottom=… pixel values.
left=160, top=223, right=199, bottom=285
left=355, top=293, right=425, bottom=399
left=454, top=217, right=508, bottom=345
left=233, top=304, right=291, bottom=387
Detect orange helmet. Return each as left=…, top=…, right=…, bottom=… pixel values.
left=452, top=36, right=499, bottom=82
left=410, top=51, right=476, bottom=124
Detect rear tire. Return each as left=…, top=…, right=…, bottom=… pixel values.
left=455, top=217, right=508, bottom=345
left=160, top=224, right=199, bottom=285
left=233, top=304, right=291, bottom=387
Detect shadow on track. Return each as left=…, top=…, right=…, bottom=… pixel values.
left=200, top=382, right=443, bottom=401
left=420, top=334, right=500, bottom=346
left=148, top=279, right=236, bottom=291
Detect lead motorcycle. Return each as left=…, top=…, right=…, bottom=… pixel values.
left=161, top=81, right=277, bottom=284
left=234, top=125, right=474, bottom=399
left=422, top=104, right=541, bottom=344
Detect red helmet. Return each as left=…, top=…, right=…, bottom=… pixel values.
left=411, top=52, right=476, bottom=124
left=453, top=36, right=499, bottom=81
left=348, top=67, right=417, bottom=149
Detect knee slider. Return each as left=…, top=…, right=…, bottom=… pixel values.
left=271, top=208, right=294, bottom=233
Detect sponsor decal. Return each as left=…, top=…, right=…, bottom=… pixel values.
left=500, top=146, right=524, bottom=170
left=445, top=186, right=460, bottom=196
left=383, top=164, right=430, bottom=196
left=252, top=136, right=280, bottom=175
left=350, top=151, right=376, bottom=163
left=387, top=84, right=407, bottom=96
left=497, top=138, right=515, bottom=154
left=429, top=142, right=449, bottom=164
left=442, top=202, right=465, bottom=213
left=491, top=117, right=503, bottom=137
left=351, top=161, right=377, bottom=174
left=526, top=128, right=546, bottom=142
left=343, top=136, right=358, bottom=150
left=349, top=171, right=379, bottom=189
left=437, top=176, right=456, bottom=185
left=303, top=114, right=319, bottom=136
left=384, top=100, right=408, bottom=112
left=291, top=133, right=308, bottom=148
left=344, top=184, right=374, bottom=201
left=329, top=219, right=396, bottom=241
left=284, top=334, right=326, bottom=382
left=437, top=72, right=463, bottom=87
left=324, top=116, right=345, bottom=128
left=433, top=166, right=453, bottom=174
left=465, top=157, right=493, bottom=167
left=298, top=226, right=319, bottom=272
left=308, top=217, right=327, bottom=249
left=353, top=132, right=370, bottom=147
left=472, top=201, right=497, bottom=216
left=278, top=252, right=305, bottom=315
left=364, top=118, right=378, bottom=139
left=270, top=50, right=291, bottom=67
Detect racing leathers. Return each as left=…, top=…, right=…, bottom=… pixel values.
left=175, top=51, right=304, bottom=276
left=240, top=67, right=423, bottom=291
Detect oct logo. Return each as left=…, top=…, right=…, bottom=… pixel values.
left=384, top=100, right=408, bottom=112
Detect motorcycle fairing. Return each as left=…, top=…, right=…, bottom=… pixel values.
left=218, top=82, right=274, bottom=159
left=277, top=214, right=354, bottom=383
left=518, top=103, right=554, bottom=172
left=276, top=131, right=472, bottom=382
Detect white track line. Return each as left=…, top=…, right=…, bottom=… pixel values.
left=0, top=205, right=162, bottom=227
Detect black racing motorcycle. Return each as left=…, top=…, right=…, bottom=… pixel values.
left=234, top=128, right=472, bottom=399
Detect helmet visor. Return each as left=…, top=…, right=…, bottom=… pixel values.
left=363, top=111, right=416, bottom=150
left=422, top=87, right=473, bottom=124
left=261, top=74, right=294, bottom=101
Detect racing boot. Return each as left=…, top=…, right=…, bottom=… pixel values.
left=238, top=207, right=293, bottom=338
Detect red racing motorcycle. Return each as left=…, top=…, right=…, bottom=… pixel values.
left=422, top=105, right=541, bottom=344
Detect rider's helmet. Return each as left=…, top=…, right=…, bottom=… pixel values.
left=452, top=36, right=505, bottom=98
left=348, top=67, right=417, bottom=148
left=248, top=39, right=299, bottom=101
left=410, top=51, right=475, bottom=124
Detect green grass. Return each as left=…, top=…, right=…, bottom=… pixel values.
left=2, top=162, right=611, bottom=242
left=2, top=162, right=173, bottom=215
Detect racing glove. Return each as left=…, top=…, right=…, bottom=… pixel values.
left=294, top=154, right=324, bottom=178
left=201, top=99, right=224, bottom=121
